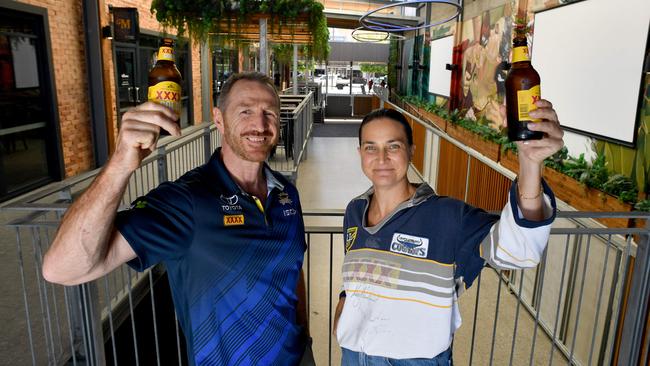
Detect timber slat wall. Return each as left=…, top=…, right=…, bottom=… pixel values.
left=436, top=139, right=510, bottom=211
left=411, top=120, right=426, bottom=175
left=436, top=139, right=468, bottom=201
left=466, top=158, right=511, bottom=211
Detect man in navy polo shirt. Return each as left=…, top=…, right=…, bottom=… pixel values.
left=42, top=72, right=311, bottom=365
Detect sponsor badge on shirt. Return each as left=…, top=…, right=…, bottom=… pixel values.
left=390, top=232, right=429, bottom=258
left=224, top=214, right=245, bottom=226
left=346, top=227, right=358, bottom=252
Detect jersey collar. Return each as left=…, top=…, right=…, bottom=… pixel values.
left=208, top=148, right=284, bottom=197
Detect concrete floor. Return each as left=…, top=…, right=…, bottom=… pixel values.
left=0, top=130, right=572, bottom=365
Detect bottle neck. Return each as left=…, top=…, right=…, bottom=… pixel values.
left=512, top=45, right=530, bottom=64
left=157, top=46, right=174, bottom=62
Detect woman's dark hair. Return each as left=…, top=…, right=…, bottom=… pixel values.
left=358, top=108, right=413, bottom=147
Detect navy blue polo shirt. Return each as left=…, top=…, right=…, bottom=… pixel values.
left=115, top=148, right=306, bottom=366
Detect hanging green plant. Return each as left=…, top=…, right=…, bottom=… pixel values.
left=150, top=0, right=329, bottom=60
left=271, top=44, right=311, bottom=65
left=388, top=39, right=398, bottom=89
left=272, top=44, right=294, bottom=65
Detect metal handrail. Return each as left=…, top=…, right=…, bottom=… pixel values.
left=2, top=94, right=648, bottom=365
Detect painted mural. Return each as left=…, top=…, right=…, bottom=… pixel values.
left=457, top=3, right=514, bottom=129
left=450, top=0, right=648, bottom=197
left=530, top=0, right=582, bottom=12
left=395, top=0, right=649, bottom=197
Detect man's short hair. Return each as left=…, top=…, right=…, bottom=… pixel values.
left=217, top=72, right=280, bottom=112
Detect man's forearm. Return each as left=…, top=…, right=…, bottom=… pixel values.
left=42, top=158, right=134, bottom=285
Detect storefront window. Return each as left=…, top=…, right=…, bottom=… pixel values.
left=0, top=7, right=61, bottom=201
left=212, top=48, right=237, bottom=106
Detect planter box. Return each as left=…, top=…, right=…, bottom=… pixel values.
left=499, top=149, right=519, bottom=174
left=404, top=102, right=419, bottom=117
left=402, top=102, right=448, bottom=132
left=420, top=109, right=447, bottom=131
left=446, top=123, right=500, bottom=162
left=543, top=167, right=633, bottom=228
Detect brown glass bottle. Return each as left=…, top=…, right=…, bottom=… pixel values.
left=148, top=38, right=182, bottom=135
left=505, top=35, right=543, bottom=141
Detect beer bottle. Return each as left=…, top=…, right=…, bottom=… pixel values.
left=505, top=28, right=543, bottom=141
left=148, top=38, right=182, bottom=135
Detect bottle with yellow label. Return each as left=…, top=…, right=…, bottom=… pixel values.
left=505, top=30, right=543, bottom=141
left=148, top=38, right=182, bottom=135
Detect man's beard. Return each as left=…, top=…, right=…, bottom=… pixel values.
left=224, top=130, right=277, bottom=163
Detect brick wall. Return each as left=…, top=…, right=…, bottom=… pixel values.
left=12, top=0, right=206, bottom=179
left=18, top=0, right=94, bottom=178
left=191, top=41, right=204, bottom=123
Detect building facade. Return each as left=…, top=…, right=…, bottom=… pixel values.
left=0, top=0, right=207, bottom=202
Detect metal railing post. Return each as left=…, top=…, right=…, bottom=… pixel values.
left=203, top=126, right=212, bottom=162
left=157, top=146, right=168, bottom=184
left=617, top=220, right=650, bottom=365
left=72, top=282, right=106, bottom=365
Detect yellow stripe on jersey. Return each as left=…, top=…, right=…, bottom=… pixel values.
left=346, top=289, right=453, bottom=308
left=496, top=243, right=538, bottom=264
left=252, top=196, right=264, bottom=214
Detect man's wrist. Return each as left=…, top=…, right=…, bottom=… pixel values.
left=105, top=152, right=139, bottom=178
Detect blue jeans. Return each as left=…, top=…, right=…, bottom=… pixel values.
left=341, top=348, right=452, bottom=366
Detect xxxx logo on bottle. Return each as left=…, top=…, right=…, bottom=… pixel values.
left=148, top=81, right=182, bottom=115
left=154, top=90, right=181, bottom=101
left=157, top=47, right=174, bottom=61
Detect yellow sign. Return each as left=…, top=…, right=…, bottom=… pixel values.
left=224, top=215, right=245, bottom=226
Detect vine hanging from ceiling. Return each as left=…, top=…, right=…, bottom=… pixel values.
left=150, top=0, right=330, bottom=60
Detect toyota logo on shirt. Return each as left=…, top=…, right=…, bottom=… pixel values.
left=220, top=194, right=239, bottom=206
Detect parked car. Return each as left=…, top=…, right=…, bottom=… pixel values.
left=336, top=77, right=349, bottom=89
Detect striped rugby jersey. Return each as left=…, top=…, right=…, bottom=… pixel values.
left=116, top=149, right=306, bottom=365
left=337, top=181, right=556, bottom=359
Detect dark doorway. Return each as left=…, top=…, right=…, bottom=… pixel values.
left=0, top=5, right=63, bottom=202
left=212, top=48, right=237, bottom=107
